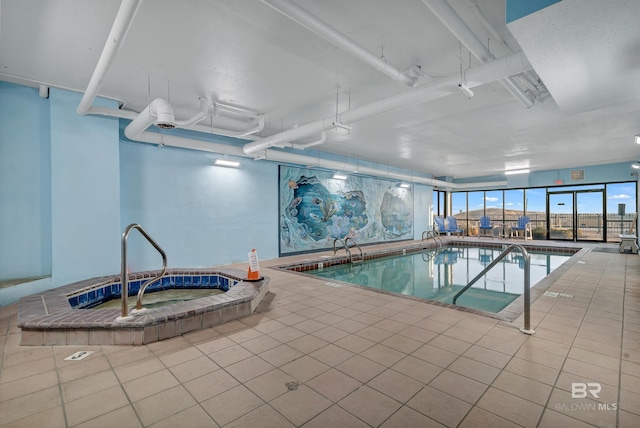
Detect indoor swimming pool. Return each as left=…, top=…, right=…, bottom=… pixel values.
left=307, top=246, right=573, bottom=313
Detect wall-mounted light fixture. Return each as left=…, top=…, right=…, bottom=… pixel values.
left=332, top=173, right=348, bottom=180
left=635, top=134, right=640, bottom=144
left=214, top=158, right=240, bottom=168
left=504, top=169, right=530, bottom=175
left=632, top=161, right=640, bottom=170
left=399, top=183, right=411, bottom=188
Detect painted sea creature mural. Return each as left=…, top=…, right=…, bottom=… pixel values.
left=279, top=166, right=413, bottom=254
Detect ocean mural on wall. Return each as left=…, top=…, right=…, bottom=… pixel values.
left=279, top=166, right=413, bottom=255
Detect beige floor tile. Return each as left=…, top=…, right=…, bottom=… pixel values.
left=380, top=333, right=422, bottom=354
left=270, top=385, right=332, bottom=426
left=334, top=334, right=376, bottom=354
left=183, top=369, right=240, bottom=402
left=449, top=356, right=501, bottom=385
left=546, top=387, right=616, bottom=428
left=458, top=407, right=520, bottom=428
left=0, top=405, right=67, bottom=428
left=619, top=409, right=640, bottom=428
left=621, top=372, right=640, bottom=395
left=354, top=325, right=394, bottom=343
left=309, top=343, right=355, bottom=367
left=430, top=369, right=488, bottom=404
left=0, top=387, right=62, bottom=426
left=169, top=355, right=219, bottom=383
left=554, top=372, right=618, bottom=404
left=310, top=325, right=350, bottom=343
left=411, top=343, right=458, bottom=368
left=373, top=318, right=410, bottom=333
left=302, top=404, right=369, bottom=428
left=293, top=319, right=329, bottom=334
left=476, top=332, right=526, bottom=355
left=280, top=355, right=330, bottom=382
left=619, top=388, right=640, bottom=416
left=225, top=404, right=295, bottom=428
left=207, top=344, right=253, bottom=367
left=114, top=357, right=165, bottom=383
left=0, top=370, right=58, bottom=401
left=158, top=346, right=204, bottom=367
left=251, top=319, right=288, bottom=335
left=336, top=355, right=385, bottom=383
left=392, top=355, right=443, bottom=384
left=537, top=409, right=597, bottom=428
left=368, top=369, right=424, bottom=403
left=61, top=369, right=120, bottom=403
left=332, top=318, right=368, bottom=334
left=463, top=344, right=513, bottom=369
left=476, top=386, right=544, bottom=427
left=492, top=370, right=553, bottom=406
left=442, top=325, right=485, bottom=343
left=338, top=385, right=402, bottom=427
left=196, top=336, right=237, bottom=355
left=413, top=318, right=450, bottom=334
left=515, top=343, right=567, bottom=369
left=313, top=312, right=346, bottom=326
left=428, top=334, right=473, bottom=354
left=398, top=325, right=438, bottom=343
left=148, top=405, right=216, bottom=428
left=65, top=386, right=129, bottom=426
left=3, top=346, right=53, bottom=368
left=258, top=343, right=304, bottom=367
left=226, top=327, right=264, bottom=344
left=267, top=326, right=306, bottom=343
left=134, top=385, right=198, bottom=426
left=360, top=344, right=405, bottom=366
left=287, top=334, right=329, bottom=354
left=244, top=368, right=296, bottom=402
left=73, top=404, right=141, bottom=428
left=379, top=405, right=445, bottom=428
left=562, top=358, right=619, bottom=387
left=306, top=368, right=362, bottom=402
left=123, top=369, right=179, bottom=402
left=201, top=385, right=263, bottom=426
left=215, top=320, right=250, bottom=335
left=225, top=355, right=275, bottom=383
left=407, top=385, right=472, bottom=427
left=504, top=357, right=560, bottom=386
left=1, top=355, right=56, bottom=383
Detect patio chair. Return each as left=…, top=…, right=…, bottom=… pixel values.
left=478, top=215, right=494, bottom=238
left=433, top=216, right=463, bottom=237
left=511, top=216, right=532, bottom=240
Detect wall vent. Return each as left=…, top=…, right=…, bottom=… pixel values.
left=570, top=170, right=585, bottom=180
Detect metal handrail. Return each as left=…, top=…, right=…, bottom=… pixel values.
left=452, top=244, right=535, bottom=335
left=344, top=237, right=363, bottom=263
left=333, top=237, right=347, bottom=255
left=422, top=230, right=442, bottom=247
left=118, top=224, right=167, bottom=320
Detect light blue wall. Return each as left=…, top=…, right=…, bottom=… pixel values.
left=0, top=82, right=51, bottom=280
left=119, top=137, right=279, bottom=271
left=49, top=89, right=121, bottom=282
left=414, top=184, right=432, bottom=237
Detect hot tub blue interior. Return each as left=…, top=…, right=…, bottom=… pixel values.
left=67, top=274, right=238, bottom=309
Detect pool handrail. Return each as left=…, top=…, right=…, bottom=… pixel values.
left=118, top=223, right=168, bottom=321
left=344, top=237, right=363, bottom=263
left=422, top=230, right=442, bottom=247
left=452, top=243, right=535, bottom=335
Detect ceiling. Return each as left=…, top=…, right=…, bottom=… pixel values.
left=2, top=0, right=640, bottom=179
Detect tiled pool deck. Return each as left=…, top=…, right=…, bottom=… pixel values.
left=1, top=237, right=639, bottom=427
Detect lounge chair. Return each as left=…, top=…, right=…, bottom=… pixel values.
left=433, top=216, right=463, bottom=237
left=478, top=215, right=494, bottom=238
left=511, top=216, right=532, bottom=240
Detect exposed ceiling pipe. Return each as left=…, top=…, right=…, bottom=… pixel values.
left=275, top=132, right=327, bottom=150
left=124, top=97, right=209, bottom=140
left=76, top=0, right=141, bottom=115
left=243, top=50, right=532, bottom=155
left=421, top=0, right=534, bottom=108
left=131, top=131, right=506, bottom=189
left=260, top=0, right=418, bottom=87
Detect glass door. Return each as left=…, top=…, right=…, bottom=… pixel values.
left=548, top=192, right=574, bottom=240
left=576, top=191, right=605, bottom=241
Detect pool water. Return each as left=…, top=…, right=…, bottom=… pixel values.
left=93, top=288, right=224, bottom=310
left=308, top=246, right=571, bottom=313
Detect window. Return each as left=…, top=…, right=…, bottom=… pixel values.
left=524, top=188, right=546, bottom=239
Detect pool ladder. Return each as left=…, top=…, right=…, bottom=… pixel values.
left=333, top=237, right=364, bottom=264
left=116, top=223, right=167, bottom=321
left=422, top=230, right=442, bottom=248
left=452, top=244, right=535, bottom=335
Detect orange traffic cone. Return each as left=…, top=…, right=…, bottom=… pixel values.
left=246, top=248, right=263, bottom=281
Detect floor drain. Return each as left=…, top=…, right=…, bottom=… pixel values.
left=544, top=291, right=559, bottom=297
left=286, top=381, right=299, bottom=391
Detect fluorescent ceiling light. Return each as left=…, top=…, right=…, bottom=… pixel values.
left=332, top=173, right=347, bottom=180
left=214, top=158, right=240, bottom=167
left=632, top=163, right=640, bottom=170
left=504, top=169, right=530, bottom=175
left=399, top=183, right=410, bottom=188
left=635, top=134, right=640, bottom=144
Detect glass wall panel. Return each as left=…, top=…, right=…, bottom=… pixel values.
left=451, top=192, right=467, bottom=234
left=504, top=189, right=524, bottom=226
left=606, top=182, right=637, bottom=241
left=485, top=190, right=503, bottom=221
left=467, top=191, right=484, bottom=236
left=525, top=188, right=547, bottom=239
